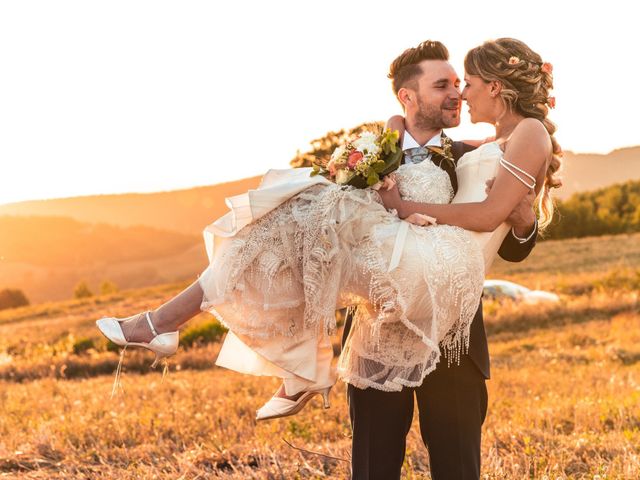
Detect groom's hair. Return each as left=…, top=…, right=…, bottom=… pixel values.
left=388, top=40, right=449, bottom=95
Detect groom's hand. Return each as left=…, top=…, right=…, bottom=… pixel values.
left=486, top=177, right=536, bottom=236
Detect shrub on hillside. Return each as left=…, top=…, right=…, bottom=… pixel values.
left=593, top=267, right=640, bottom=292
left=74, top=281, right=93, bottom=299
left=0, top=288, right=30, bottom=310
left=72, top=337, right=96, bottom=355
left=180, top=320, right=227, bottom=347
left=99, top=280, right=119, bottom=295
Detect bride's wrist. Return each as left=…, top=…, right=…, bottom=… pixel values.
left=396, top=201, right=408, bottom=219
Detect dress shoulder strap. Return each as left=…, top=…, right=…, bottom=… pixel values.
left=499, top=157, right=536, bottom=190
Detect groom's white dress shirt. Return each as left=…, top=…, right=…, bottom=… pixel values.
left=401, top=131, right=442, bottom=164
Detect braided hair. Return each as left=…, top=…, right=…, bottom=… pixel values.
left=464, top=38, right=562, bottom=231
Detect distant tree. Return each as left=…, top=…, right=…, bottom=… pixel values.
left=289, top=121, right=385, bottom=168
left=0, top=288, right=30, bottom=310
left=546, top=180, right=640, bottom=239
left=99, top=280, right=119, bottom=295
left=74, top=281, right=93, bottom=299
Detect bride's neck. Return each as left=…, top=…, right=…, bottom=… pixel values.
left=494, top=111, right=525, bottom=142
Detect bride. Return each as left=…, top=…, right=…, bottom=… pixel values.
left=97, top=38, right=561, bottom=420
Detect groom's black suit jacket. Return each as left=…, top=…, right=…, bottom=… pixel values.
left=343, top=139, right=537, bottom=379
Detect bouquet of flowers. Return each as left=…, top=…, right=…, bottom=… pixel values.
left=310, top=129, right=403, bottom=189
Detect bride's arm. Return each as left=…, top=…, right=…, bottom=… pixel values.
left=385, top=115, right=405, bottom=137
left=460, top=135, right=496, bottom=148
left=380, top=119, right=551, bottom=231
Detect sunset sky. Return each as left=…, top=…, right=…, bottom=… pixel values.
left=1, top=0, right=638, bottom=206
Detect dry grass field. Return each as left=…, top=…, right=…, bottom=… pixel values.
left=1, top=233, right=639, bottom=479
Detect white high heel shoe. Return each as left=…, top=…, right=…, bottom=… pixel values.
left=96, top=311, right=179, bottom=367
left=255, top=385, right=332, bottom=421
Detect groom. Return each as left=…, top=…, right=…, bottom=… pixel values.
left=342, top=40, right=538, bottom=480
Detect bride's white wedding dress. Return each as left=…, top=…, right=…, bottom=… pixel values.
left=198, top=142, right=511, bottom=393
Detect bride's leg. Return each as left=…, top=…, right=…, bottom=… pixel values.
left=273, top=334, right=335, bottom=400
left=256, top=334, right=335, bottom=419
left=118, top=280, right=204, bottom=343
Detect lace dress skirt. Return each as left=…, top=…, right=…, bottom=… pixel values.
left=198, top=164, right=485, bottom=392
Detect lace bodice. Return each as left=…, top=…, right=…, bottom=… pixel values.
left=395, top=159, right=454, bottom=204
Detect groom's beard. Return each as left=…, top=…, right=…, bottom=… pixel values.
left=414, top=98, right=460, bottom=130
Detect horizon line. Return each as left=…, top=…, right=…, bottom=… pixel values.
left=2, top=143, right=640, bottom=207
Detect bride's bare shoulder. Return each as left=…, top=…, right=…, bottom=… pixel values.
left=510, top=118, right=551, bottom=147
left=506, top=118, right=552, bottom=157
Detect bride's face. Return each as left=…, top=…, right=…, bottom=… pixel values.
left=462, top=74, right=494, bottom=124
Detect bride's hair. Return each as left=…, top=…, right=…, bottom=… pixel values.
left=388, top=40, right=449, bottom=97
left=464, top=38, right=562, bottom=231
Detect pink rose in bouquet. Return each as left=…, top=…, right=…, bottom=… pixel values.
left=347, top=151, right=364, bottom=169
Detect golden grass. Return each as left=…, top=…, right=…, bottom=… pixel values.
left=489, top=232, right=640, bottom=291
left=1, top=233, right=640, bottom=478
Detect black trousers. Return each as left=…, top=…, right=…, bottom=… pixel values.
left=347, top=354, right=488, bottom=480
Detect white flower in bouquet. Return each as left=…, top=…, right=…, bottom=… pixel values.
left=353, top=132, right=380, bottom=154
left=335, top=169, right=353, bottom=185
left=354, top=131, right=377, bottom=147
left=331, top=145, right=346, bottom=162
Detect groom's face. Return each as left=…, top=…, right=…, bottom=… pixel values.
left=406, top=60, right=461, bottom=130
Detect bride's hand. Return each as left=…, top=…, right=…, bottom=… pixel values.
left=405, top=213, right=438, bottom=226
left=385, top=115, right=405, bottom=137
left=381, top=173, right=397, bottom=191
left=376, top=174, right=404, bottom=214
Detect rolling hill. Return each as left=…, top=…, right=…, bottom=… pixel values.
left=558, top=146, right=640, bottom=199
left=0, top=176, right=262, bottom=236
left=0, top=216, right=205, bottom=303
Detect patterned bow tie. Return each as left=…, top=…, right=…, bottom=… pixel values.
left=404, top=146, right=432, bottom=164
left=405, top=144, right=455, bottom=168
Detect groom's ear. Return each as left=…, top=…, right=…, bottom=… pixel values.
left=397, top=87, right=413, bottom=110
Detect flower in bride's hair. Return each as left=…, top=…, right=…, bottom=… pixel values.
left=541, top=62, right=553, bottom=74
left=508, top=56, right=520, bottom=65
left=547, top=96, right=556, bottom=109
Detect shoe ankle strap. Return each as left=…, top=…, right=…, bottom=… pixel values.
left=145, top=311, right=159, bottom=336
